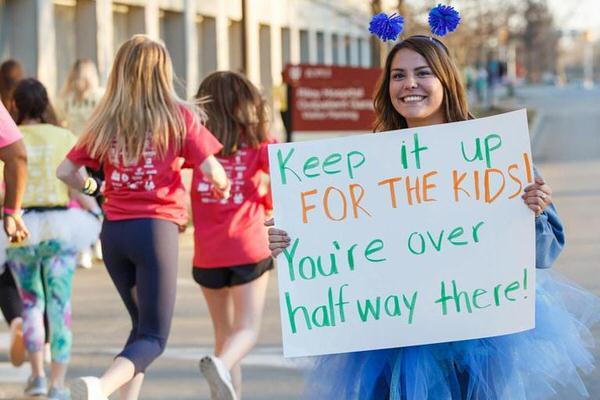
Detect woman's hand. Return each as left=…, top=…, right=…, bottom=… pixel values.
left=3, top=214, right=29, bottom=243
left=178, top=222, right=188, bottom=234
left=212, top=179, right=231, bottom=200
left=265, top=218, right=291, bottom=257
left=522, top=176, right=552, bottom=217
left=200, top=156, right=230, bottom=199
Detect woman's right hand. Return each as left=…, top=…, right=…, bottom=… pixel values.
left=265, top=218, right=291, bottom=257
left=4, top=214, right=29, bottom=243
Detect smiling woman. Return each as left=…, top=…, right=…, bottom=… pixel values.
left=389, top=49, right=445, bottom=127
left=373, top=36, right=473, bottom=132
left=267, top=33, right=600, bottom=400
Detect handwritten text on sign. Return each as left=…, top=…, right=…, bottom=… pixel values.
left=268, top=110, right=536, bottom=357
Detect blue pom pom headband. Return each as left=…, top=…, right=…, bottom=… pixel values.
left=369, top=4, right=461, bottom=43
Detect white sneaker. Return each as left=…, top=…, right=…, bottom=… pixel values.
left=77, top=249, right=93, bottom=269
left=71, top=377, right=108, bottom=400
left=199, top=355, right=237, bottom=400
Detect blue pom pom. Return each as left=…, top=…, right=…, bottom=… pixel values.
left=428, top=4, right=461, bottom=37
left=369, top=12, right=404, bottom=42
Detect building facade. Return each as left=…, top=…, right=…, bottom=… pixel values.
left=0, top=0, right=373, bottom=102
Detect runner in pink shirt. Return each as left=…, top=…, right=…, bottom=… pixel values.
left=191, top=71, right=275, bottom=400
left=0, top=91, right=29, bottom=375
left=0, top=100, right=28, bottom=241
left=57, top=35, right=230, bottom=400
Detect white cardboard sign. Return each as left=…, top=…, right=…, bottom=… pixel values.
left=268, top=110, right=535, bottom=358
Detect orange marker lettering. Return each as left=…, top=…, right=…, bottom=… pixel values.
left=300, top=189, right=317, bottom=224
left=378, top=177, right=402, bottom=208
left=452, top=170, right=469, bottom=202
left=323, top=186, right=347, bottom=221
left=349, top=183, right=372, bottom=218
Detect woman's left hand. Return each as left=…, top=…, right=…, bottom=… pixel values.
left=212, top=180, right=232, bottom=200
left=522, top=176, right=552, bottom=217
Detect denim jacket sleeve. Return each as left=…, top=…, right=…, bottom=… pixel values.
left=535, top=203, right=565, bottom=268
left=533, top=165, right=565, bottom=269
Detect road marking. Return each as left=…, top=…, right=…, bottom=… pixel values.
left=2, top=331, right=308, bottom=384
left=73, top=346, right=310, bottom=370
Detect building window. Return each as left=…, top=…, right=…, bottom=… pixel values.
left=282, top=27, right=291, bottom=67
left=300, top=29, right=309, bottom=63
left=229, top=20, right=243, bottom=73
left=316, top=31, right=324, bottom=64
left=197, top=15, right=217, bottom=79
left=55, top=0, right=97, bottom=90
left=112, top=4, right=144, bottom=55
left=259, top=24, right=272, bottom=88
left=332, top=33, right=339, bottom=65
left=160, top=10, right=186, bottom=96
left=345, top=35, right=351, bottom=65
left=54, top=2, right=76, bottom=90
left=358, top=37, right=364, bottom=67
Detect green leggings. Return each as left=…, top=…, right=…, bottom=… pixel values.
left=7, top=240, right=76, bottom=363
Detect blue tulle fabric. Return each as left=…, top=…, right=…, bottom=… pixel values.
left=304, top=270, right=600, bottom=400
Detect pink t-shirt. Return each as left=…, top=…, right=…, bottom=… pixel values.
left=0, top=102, right=22, bottom=148
left=191, top=140, right=274, bottom=268
left=67, top=106, right=223, bottom=225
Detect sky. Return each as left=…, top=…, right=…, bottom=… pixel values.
left=547, top=0, right=600, bottom=36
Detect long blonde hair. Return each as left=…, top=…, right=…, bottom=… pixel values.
left=60, top=59, right=100, bottom=100
left=79, top=35, right=196, bottom=163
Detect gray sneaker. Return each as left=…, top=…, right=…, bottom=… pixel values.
left=48, top=386, right=71, bottom=400
left=24, top=375, right=48, bottom=397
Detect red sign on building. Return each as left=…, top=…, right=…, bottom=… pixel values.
left=282, top=64, right=382, bottom=136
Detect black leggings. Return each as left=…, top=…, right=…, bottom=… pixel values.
left=1, top=266, right=50, bottom=341
left=100, top=218, right=179, bottom=374
left=0, top=266, right=23, bottom=325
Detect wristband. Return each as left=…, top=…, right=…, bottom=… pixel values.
left=3, top=211, right=22, bottom=221
left=82, top=177, right=101, bottom=197
left=3, top=207, right=19, bottom=216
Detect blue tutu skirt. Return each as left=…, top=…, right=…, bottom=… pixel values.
left=304, top=270, right=600, bottom=400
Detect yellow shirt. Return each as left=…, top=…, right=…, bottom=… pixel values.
left=57, top=88, right=104, bottom=136
left=20, top=124, right=77, bottom=207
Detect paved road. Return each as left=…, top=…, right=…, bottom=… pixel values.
left=1, top=84, right=599, bottom=399
left=520, top=85, right=600, bottom=398
left=0, top=231, right=307, bottom=400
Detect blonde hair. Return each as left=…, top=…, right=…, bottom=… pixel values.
left=78, top=35, right=199, bottom=163
left=60, top=59, right=100, bottom=100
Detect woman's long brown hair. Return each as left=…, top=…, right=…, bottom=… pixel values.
left=196, top=71, right=269, bottom=156
left=373, top=35, right=473, bottom=132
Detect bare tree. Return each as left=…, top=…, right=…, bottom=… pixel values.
left=521, top=0, right=559, bottom=82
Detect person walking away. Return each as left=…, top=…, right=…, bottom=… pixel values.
left=191, top=71, right=275, bottom=400
left=57, top=35, right=230, bottom=400
left=6, top=78, right=101, bottom=399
